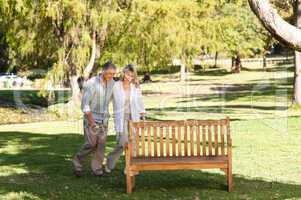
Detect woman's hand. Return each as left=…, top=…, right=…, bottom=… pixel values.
left=140, top=113, right=146, bottom=120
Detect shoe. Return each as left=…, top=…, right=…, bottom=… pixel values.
left=74, top=170, right=82, bottom=177
left=91, top=169, right=104, bottom=177
left=104, top=165, right=112, bottom=174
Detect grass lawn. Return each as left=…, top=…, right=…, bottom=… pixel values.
left=1, top=63, right=301, bottom=199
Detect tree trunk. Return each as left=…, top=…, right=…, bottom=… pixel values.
left=180, top=62, right=186, bottom=82
left=214, top=52, right=218, bottom=67
left=248, top=0, right=301, bottom=51
left=294, top=0, right=301, bottom=104
left=231, top=54, right=241, bottom=73
left=69, top=31, right=98, bottom=105
left=249, top=0, right=301, bottom=104
left=294, top=52, right=301, bottom=104
left=83, top=31, right=97, bottom=80
left=263, top=54, right=267, bottom=70
left=70, top=75, right=81, bottom=103
left=231, top=56, right=235, bottom=72
left=234, top=54, right=241, bottom=73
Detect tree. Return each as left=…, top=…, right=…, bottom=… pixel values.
left=101, top=0, right=204, bottom=81
left=248, top=0, right=301, bottom=104
left=0, top=0, right=132, bottom=104
left=217, top=1, right=268, bottom=73
left=195, top=0, right=268, bottom=73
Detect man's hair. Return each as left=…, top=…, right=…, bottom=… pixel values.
left=102, top=61, right=116, bottom=71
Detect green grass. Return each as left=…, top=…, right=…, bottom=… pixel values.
left=1, top=63, right=301, bottom=199
left=0, top=119, right=301, bottom=200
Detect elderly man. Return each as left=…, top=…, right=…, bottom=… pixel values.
left=72, top=61, right=116, bottom=177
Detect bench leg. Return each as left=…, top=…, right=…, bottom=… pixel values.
left=131, top=175, right=135, bottom=189
left=220, top=168, right=227, bottom=174
left=227, top=168, right=233, bottom=192
left=126, top=174, right=132, bottom=194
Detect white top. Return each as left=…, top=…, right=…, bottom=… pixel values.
left=124, top=89, right=131, bottom=114
left=113, top=81, right=146, bottom=133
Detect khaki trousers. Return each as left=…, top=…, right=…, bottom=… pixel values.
left=106, top=114, right=131, bottom=170
left=73, top=119, right=108, bottom=174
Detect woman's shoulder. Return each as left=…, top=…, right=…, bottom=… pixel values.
left=131, top=83, right=143, bottom=93
left=113, top=80, right=122, bottom=88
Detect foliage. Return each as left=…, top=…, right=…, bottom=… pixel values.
left=0, top=0, right=270, bottom=81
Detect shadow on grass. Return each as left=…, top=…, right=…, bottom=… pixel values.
left=194, top=68, right=231, bottom=77
left=241, top=63, right=294, bottom=73
left=147, top=105, right=288, bottom=114
left=0, top=89, right=71, bottom=108
left=0, top=131, right=300, bottom=199
left=175, top=77, right=293, bottom=105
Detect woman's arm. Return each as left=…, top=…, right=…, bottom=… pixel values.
left=136, top=88, right=146, bottom=116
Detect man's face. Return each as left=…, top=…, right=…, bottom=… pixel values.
left=102, top=68, right=116, bottom=81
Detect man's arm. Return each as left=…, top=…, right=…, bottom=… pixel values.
left=84, top=112, right=96, bottom=127
left=81, top=82, right=96, bottom=127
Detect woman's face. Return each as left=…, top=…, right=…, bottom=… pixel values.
left=124, top=71, right=134, bottom=82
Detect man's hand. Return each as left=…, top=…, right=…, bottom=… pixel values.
left=85, top=112, right=96, bottom=127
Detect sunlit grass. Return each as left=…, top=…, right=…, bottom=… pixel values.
left=0, top=63, right=301, bottom=199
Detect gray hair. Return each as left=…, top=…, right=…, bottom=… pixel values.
left=120, top=64, right=139, bottom=86
left=102, top=61, right=116, bottom=71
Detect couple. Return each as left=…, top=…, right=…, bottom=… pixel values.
left=72, top=61, right=145, bottom=177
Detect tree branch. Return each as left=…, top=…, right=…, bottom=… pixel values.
left=83, top=31, right=97, bottom=80
left=248, top=0, right=301, bottom=51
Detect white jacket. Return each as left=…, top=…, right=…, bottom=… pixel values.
left=113, top=81, right=146, bottom=133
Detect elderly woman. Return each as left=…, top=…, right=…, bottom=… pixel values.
left=105, top=64, right=146, bottom=172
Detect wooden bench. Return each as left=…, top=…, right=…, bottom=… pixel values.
left=125, top=117, right=233, bottom=194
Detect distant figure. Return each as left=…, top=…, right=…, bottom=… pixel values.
left=77, top=76, right=85, bottom=92
left=141, top=72, right=152, bottom=83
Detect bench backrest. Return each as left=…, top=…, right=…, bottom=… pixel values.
left=128, top=117, right=231, bottom=159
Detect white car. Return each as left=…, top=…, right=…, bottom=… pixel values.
left=0, top=73, right=26, bottom=87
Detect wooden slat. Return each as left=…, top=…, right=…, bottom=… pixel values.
left=135, top=127, right=140, bottom=157
left=190, top=125, right=194, bottom=156
left=166, top=126, right=170, bottom=158
left=202, top=125, right=206, bottom=156
left=178, top=126, right=182, bottom=157
left=154, top=126, right=158, bottom=157
left=196, top=125, right=201, bottom=157
left=184, top=125, right=188, bottom=157
left=160, top=126, right=164, bottom=157
left=141, top=126, right=146, bottom=158
left=221, top=124, right=225, bottom=156
left=172, top=126, right=176, bottom=157
left=214, top=124, right=218, bottom=156
left=129, top=123, right=133, bottom=159
left=226, top=118, right=231, bottom=155
left=208, top=125, right=212, bottom=156
left=147, top=126, right=152, bottom=158
left=131, top=119, right=228, bottom=128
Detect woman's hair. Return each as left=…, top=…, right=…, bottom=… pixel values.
left=120, top=64, right=139, bottom=87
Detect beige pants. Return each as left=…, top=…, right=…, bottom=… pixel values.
left=107, top=114, right=131, bottom=170
left=73, top=119, right=108, bottom=174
